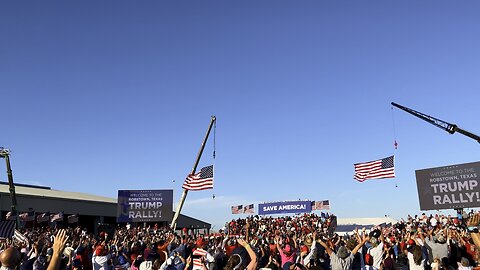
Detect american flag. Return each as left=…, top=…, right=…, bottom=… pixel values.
left=5, top=212, right=16, bottom=221
left=68, top=214, right=79, bottom=224
left=354, top=155, right=395, bottom=182
left=19, top=211, right=35, bottom=222
left=50, top=212, right=63, bottom=222
left=315, top=200, right=330, bottom=210
left=37, top=212, right=50, bottom=223
left=0, top=221, right=15, bottom=238
left=183, top=165, right=214, bottom=191
left=231, top=205, right=243, bottom=214
left=243, top=204, right=254, bottom=214
left=13, top=230, right=29, bottom=246
left=192, top=248, right=208, bottom=270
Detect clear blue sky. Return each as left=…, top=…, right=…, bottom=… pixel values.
left=1, top=1, right=480, bottom=229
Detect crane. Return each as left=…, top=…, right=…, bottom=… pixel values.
left=391, top=102, right=480, bottom=143
left=0, top=147, right=19, bottom=227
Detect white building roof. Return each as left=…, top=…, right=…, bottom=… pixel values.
left=0, top=183, right=116, bottom=203
left=335, top=217, right=398, bottom=235
left=337, top=217, right=398, bottom=226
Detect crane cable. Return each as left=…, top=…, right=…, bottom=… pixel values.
left=391, top=106, right=398, bottom=188
left=212, top=118, right=216, bottom=199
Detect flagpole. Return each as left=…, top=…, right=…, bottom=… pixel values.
left=171, top=116, right=216, bottom=230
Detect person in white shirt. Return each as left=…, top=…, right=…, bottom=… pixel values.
left=367, top=232, right=384, bottom=270
left=92, top=246, right=112, bottom=270
left=457, top=257, right=473, bottom=270
left=406, top=245, right=425, bottom=270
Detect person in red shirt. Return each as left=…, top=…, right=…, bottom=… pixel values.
left=223, top=237, right=237, bottom=257
left=268, top=237, right=277, bottom=256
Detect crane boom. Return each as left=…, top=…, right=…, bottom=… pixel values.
left=391, top=102, right=480, bottom=143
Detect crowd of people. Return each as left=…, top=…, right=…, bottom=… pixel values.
left=2, top=212, right=480, bottom=270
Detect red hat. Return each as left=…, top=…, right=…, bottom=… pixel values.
left=196, top=238, right=207, bottom=248
left=95, top=246, right=106, bottom=256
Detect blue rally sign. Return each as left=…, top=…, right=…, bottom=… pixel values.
left=117, top=190, right=173, bottom=223
left=258, top=201, right=312, bottom=215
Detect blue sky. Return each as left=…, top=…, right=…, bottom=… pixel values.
left=1, top=1, right=480, bottom=229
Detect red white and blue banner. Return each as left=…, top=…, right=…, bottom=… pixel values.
left=117, top=189, right=173, bottom=223
left=258, top=200, right=312, bottom=215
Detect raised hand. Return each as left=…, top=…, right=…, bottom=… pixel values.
left=52, top=229, right=68, bottom=256
left=47, top=229, right=69, bottom=270
left=237, top=238, right=249, bottom=247
left=468, top=213, right=480, bottom=227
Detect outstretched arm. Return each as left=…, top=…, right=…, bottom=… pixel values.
left=468, top=213, right=480, bottom=249
left=317, top=238, right=332, bottom=256
left=417, top=227, right=425, bottom=244
left=303, top=233, right=317, bottom=265
left=238, top=239, right=257, bottom=270
left=379, top=229, right=385, bottom=244
left=293, top=232, right=298, bottom=250
left=47, top=229, right=69, bottom=270
left=352, top=235, right=369, bottom=255
left=275, top=236, right=285, bottom=257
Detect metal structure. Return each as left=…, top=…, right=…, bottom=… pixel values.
left=0, top=147, right=19, bottom=226
left=171, top=116, right=216, bottom=230
left=391, top=102, right=480, bottom=143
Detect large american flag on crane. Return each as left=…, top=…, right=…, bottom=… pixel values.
left=183, top=165, right=214, bottom=191
left=354, top=156, right=395, bottom=182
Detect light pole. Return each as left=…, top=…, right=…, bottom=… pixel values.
left=0, top=147, right=19, bottom=227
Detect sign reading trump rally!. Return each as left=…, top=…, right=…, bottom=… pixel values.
left=117, top=190, right=173, bottom=222
left=258, top=201, right=312, bottom=215
left=415, top=161, right=480, bottom=210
